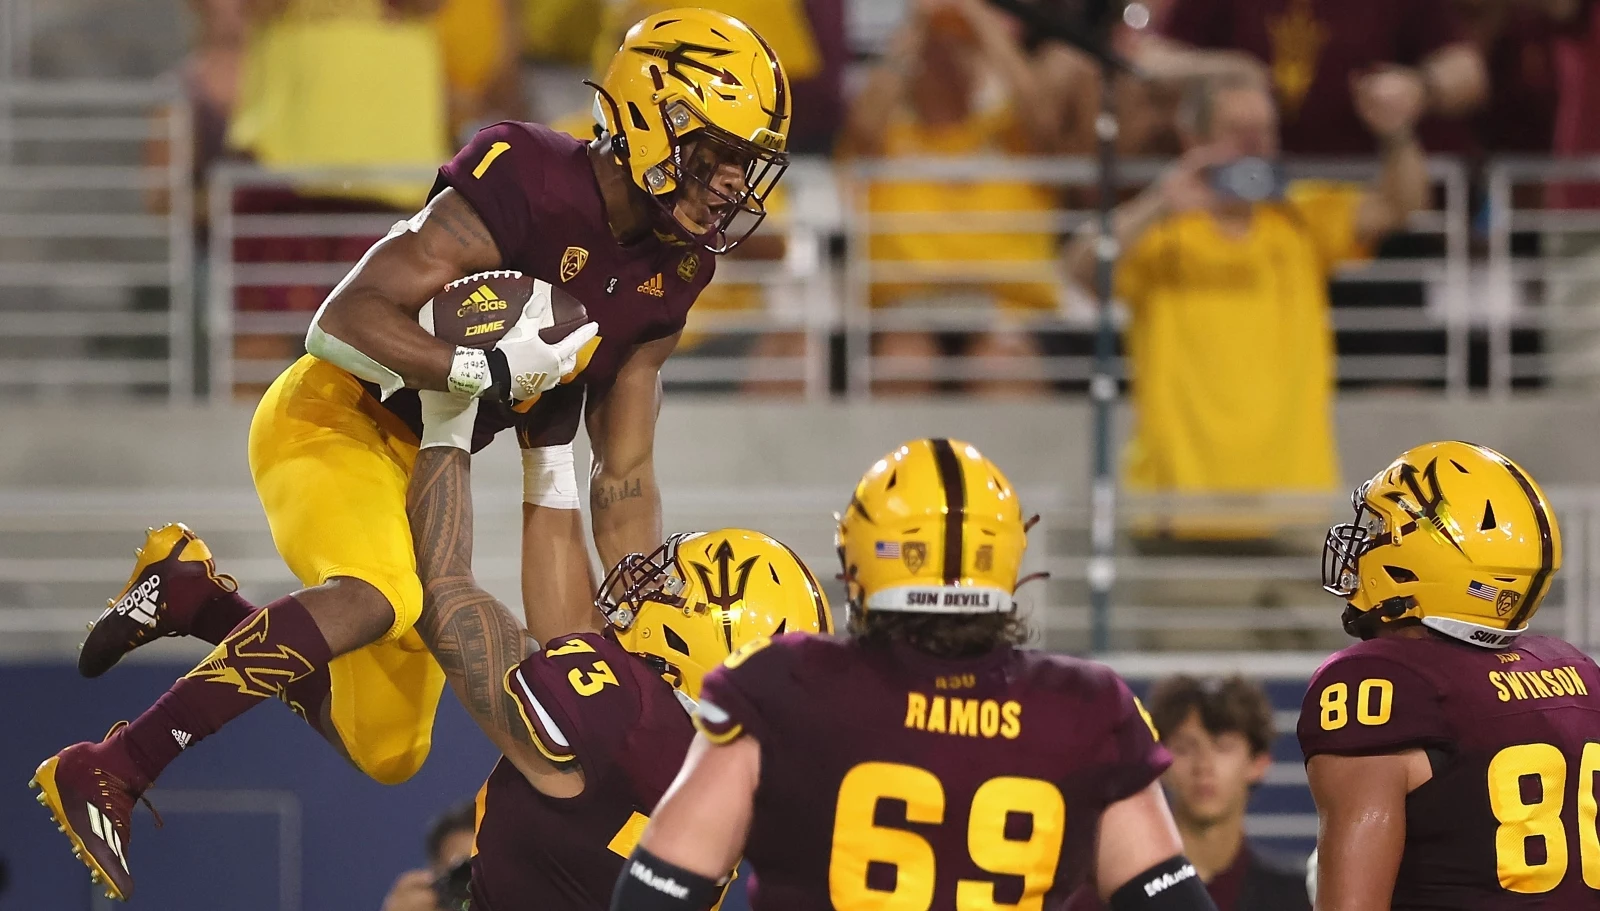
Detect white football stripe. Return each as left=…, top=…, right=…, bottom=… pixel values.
left=514, top=669, right=570, bottom=748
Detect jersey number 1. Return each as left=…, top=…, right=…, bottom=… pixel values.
left=828, top=761, right=1065, bottom=911
left=472, top=141, right=510, bottom=179
left=1488, top=741, right=1600, bottom=893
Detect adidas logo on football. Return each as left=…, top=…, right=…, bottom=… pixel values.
left=637, top=273, right=664, bottom=297
left=113, top=575, right=161, bottom=628
left=456, top=286, right=508, bottom=317
left=171, top=729, right=191, bottom=750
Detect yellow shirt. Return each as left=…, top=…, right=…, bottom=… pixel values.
left=591, top=0, right=821, bottom=81
left=435, top=0, right=509, bottom=98
left=228, top=0, right=448, bottom=208
left=1117, top=182, right=1364, bottom=502
left=865, top=105, right=1058, bottom=311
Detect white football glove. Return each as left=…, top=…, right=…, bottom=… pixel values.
left=419, top=390, right=479, bottom=451
left=491, top=282, right=598, bottom=402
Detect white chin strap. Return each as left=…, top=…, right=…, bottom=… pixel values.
left=867, top=586, right=1013, bottom=615
left=1421, top=615, right=1526, bottom=649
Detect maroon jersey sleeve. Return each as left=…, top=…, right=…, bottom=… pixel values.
left=1297, top=648, right=1451, bottom=759
left=505, top=631, right=640, bottom=769
left=693, top=635, right=794, bottom=745
left=1096, top=669, right=1172, bottom=805
left=435, top=121, right=546, bottom=264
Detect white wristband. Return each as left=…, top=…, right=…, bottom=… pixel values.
left=522, top=443, right=580, bottom=509
left=447, top=346, right=491, bottom=397
left=419, top=390, right=479, bottom=451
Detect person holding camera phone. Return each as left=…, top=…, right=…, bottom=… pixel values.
left=1062, top=71, right=1425, bottom=555
left=381, top=801, right=476, bottom=911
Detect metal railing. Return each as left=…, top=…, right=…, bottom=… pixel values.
left=842, top=155, right=1471, bottom=395
left=1486, top=157, right=1600, bottom=395
left=2, top=483, right=1596, bottom=655
left=0, top=79, right=193, bottom=398
left=202, top=154, right=1476, bottom=399
left=206, top=160, right=835, bottom=401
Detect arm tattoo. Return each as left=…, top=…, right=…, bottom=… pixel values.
left=408, top=447, right=532, bottom=748
left=431, top=193, right=498, bottom=255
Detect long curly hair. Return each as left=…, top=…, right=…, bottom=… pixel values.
left=848, top=606, right=1030, bottom=659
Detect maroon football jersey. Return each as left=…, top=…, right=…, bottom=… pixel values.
left=368, top=121, right=716, bottom=451
left=470, top=631, right=710, bottom=911
left=1298, top=633, right=1600, bottom=908
left=695, top=633, right=1171, bottom=910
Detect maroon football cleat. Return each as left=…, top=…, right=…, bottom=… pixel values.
left=79, top=523, right=239, bottom=678
left=29, top=724, right=159, bottom=902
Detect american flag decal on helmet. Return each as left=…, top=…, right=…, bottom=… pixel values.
left=1467, top=580, right=1499, bottom=602
left=875, top=541, right=900, bottom=559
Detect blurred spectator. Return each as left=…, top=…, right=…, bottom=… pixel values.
left=225, top=0, right=451, bottom=394
left=1063, top=74, right=1426, bottom=532
left=146, top=0, right=246, bottom=222
left=1065, top=676, right=1309, bottom=911
left=1451, top=0, right=1567, bottom=156
left=1035, top=0, right=1192, bottom=157
left=547, top=1, right=819, bottom=395
left=1146, top=0, right=1489, bottom=154
left=521, top=0, right=603, bottom=66
left=589, top=0, right=847, bottom=153
left=842, top=0, right=1060, bottom=397
left=1553, top=0, right=1600, bottom=203
left=380, top=799, right=476, bottom=911
left=433, top=0, right=528, bottom=142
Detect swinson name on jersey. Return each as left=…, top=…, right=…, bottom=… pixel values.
left=113, top=575, right=161, bottom=627
left=905, top=589, right=994, bottom=609
left=905, top=692, right=1022, bottom=739
left=1488, top=665, right=1590, bottom=703
left=1143, top=863, right=1198, bottom=898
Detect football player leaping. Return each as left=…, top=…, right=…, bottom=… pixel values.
left=1300, top=441, right=1600, bottom=909
left=404, top=399, right=832, bottom=910
left=614, top=440, right=1220, bottom=911
left=32, top=9, right=793, bottom=901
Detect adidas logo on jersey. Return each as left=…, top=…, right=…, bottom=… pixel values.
left=456, top=286, right=508, bottom=317
left=637, top=273, right=664, bottom=297
left=112, top=575, right=160, bottom=628
left=171, top=729, right=191, bottom=750
left=628, top=861, right=689, bottom=898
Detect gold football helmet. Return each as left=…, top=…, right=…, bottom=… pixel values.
left=1324, top=441, right=1560, bottom=647
left=594, top=8, right=790, bottom=252
left=597, top=529, right=831, bottom=699
left=837, top=439, right=1029, bottom=616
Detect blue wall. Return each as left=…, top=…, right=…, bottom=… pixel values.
left=5, top=663, right=1312, bottom=910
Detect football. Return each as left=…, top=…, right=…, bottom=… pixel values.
left=423, top=270, right=587, bottom=350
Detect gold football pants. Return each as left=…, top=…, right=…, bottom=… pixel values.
left=248, top=354, right=444, bottom=785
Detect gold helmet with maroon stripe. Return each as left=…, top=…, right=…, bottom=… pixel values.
left=596, top=529, right=831, bottom=700
left=1324, top=441, right=1561, bottom=647
left=594, top=8, right=790, bottom=252
left=837, top=439, right=1029, bottom=617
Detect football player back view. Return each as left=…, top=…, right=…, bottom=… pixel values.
left=612, top=439, right=1219, bottom=911
left=1301, top=441, right=1600, bottom=909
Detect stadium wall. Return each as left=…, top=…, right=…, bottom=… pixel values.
left=3, top=395, right=1600, bottom=491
